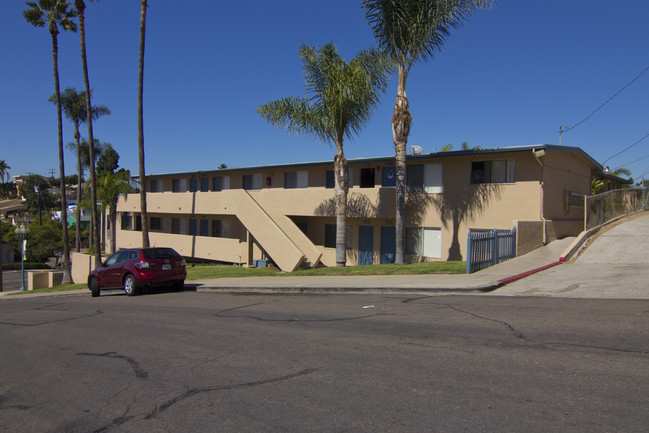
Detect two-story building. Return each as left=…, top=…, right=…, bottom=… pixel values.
left=114, top=144, right=602, bottom=271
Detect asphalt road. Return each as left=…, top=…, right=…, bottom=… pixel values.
left=1, top=291, right=648, bottom=433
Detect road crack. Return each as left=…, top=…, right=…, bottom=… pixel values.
left=144, top=367, right=319, bottom=419
left=215, top=312, right=384, bottom=322
left=0, top=310, right=104, bottom=327
left=445, top=304, right=648, bottom=355
left=77, top=352, right=148, bottom=379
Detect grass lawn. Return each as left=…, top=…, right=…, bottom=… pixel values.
left=186, top=261, right=466, bottom=279
left=3, top=262, right=465, bottom=296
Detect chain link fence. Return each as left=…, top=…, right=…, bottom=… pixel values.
left=585, top=188, right=647, bottom=230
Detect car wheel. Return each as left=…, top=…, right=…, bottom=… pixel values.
left=171, top=280, right=184, bottom=292
left=123, top=274, right=140, bottom=296
left=89, top=277, right=100, bottom=298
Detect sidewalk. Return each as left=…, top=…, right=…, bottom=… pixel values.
left=1, top=237, right=575, bottom=299
left=192, top=237, right=575, bottom=296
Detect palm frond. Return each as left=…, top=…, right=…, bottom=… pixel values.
left=50, top=87, right=110, bottom=124
left=23, top=2, right=45, bottom=27
left=363, top=0, right=497, bottom=68
left=258, top=43, right=393, bottom=148
left=24, top=0, right=77, bottom=32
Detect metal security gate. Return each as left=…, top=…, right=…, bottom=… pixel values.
left=466, top=227, right=516, bottom=273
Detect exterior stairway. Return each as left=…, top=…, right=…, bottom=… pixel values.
left=231, top=190, right=321, bottom=272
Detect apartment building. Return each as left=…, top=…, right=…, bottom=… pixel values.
left=114, top=144, right=601, bottom=271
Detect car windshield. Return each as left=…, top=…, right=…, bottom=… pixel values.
left=142, top=248, right=181, bottom=259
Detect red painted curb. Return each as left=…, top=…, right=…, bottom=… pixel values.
left=496, top=260, right=563, bottom=286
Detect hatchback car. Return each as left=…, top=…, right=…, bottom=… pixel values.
left=88, top=247, right=186, bottom=297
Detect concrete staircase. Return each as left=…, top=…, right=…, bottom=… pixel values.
left=234, top=191, right=321, bottom=272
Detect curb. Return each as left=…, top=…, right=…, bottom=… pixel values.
left=495, top=261, right=563, bottom=286
left=195, top=283, right=502, bottom=296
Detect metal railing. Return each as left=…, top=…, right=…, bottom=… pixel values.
left=466, top=227, right=516, bottom=273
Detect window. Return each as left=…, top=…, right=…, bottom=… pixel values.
left=200, top=219, right=209, bottom=236
left=382, top=167, right=396, bottom=187
left=105, top=251, right=121, bottom=266
left=406, top=227, right=441, bottom=258
left=121, top=213, right=132, bottom=230
left=326, top=169, right=353, bottom=189
left=324, top=224, right=335, bottom=248
left=142, top=248, right=181, bottom=259
left=285, top=171, right=308, bottom=189
left=243, top=174, right=262, bottom=190
left=200, top=178, right=209, bottom=192
left=150, top=180, right=162, bottom=192
left=171, top=218, right=186, bottom=234
left=324, top=224, right=352, bottom=249
left=471, top=160, right=515, bottom=184
left=407, top=165, right=423, bottom=188
left=423, top=163, right=443, bottom=193
left=135, top=215, right=142, bottom=231
left=189, top=178, right=198, bottom=193
left=360, top=168, right=375, bottom=188
left=212, top=176, right=223, bottom=191
left=407, top=164, right=442, bottom=193
left=211, top=220, right=230, bottom=237
left=285, top=172, right=296, bottom=188
left=189, top=219, right=197, bottom=236
left=172, top=178, right=186, bottom=193
left=150, top=217, right=162, bottom=231
left=325, top=170, right=335, bottom=189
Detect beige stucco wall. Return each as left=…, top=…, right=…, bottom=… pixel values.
left=540, top=151, right=590, bottom=241
left=71, top=252, right=106, bottom=286
left=116, top=149, right=596, bottom=266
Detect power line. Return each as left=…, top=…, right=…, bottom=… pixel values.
left=613, top=153, right=649, bottom=171
left=601, top=132, right=649, bottom=165
left=560, top=63, right=649, bottom=135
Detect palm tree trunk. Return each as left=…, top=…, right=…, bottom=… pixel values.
left=76, top=0, right=102, bottom=266
left=138, top=0, right=150, bottom=248
left=74, top=124, right=81, bottom=252
left=334, top=149, right=349, bottom=267
left=392, top=67, right=412, bottom=265
left=110, top=206, right=117, bottom=254
left=51, top=29, right=73, bottom=284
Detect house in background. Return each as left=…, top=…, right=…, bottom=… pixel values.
left=113, top=144, right=603, bottom=271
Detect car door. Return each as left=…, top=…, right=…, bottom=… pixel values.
left=96, top=251, right=122, bottom=287
left=112, top=250, right=137, bottom=286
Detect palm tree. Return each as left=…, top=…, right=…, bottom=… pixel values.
left=0, top=160, right=10, bottom=184
left=258, top=43, right=392, bottom=266
left=138, top=0, right=150, bottom=248
left=51, top=87, right=110, bottom=251
left=97, top=170, right=133, bottom=254
left=363, top=0, right=496, bottom=264
left=24, top=0, right=78, bottom=284
left=74, top=0, right=103, bottom=267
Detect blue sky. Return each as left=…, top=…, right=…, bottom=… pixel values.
left=2, top=1, right=648, bottom=182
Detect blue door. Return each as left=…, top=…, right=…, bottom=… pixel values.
left=380, top=226, right=396, bottom=264
left=359, top=226, right=373, bottom=266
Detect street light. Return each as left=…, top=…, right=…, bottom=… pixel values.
left=16, top=223, right=29, bottom=291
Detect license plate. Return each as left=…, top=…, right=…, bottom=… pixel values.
left=162, top=264, right=171, bottom=270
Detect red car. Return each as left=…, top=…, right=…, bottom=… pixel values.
left=88, top=247, right=186, bottom=297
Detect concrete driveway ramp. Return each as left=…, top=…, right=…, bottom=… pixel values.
left=577, top=214, right=649, bottom=265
